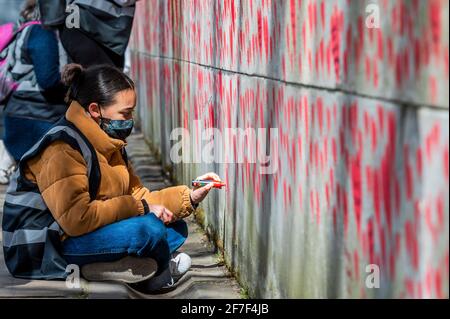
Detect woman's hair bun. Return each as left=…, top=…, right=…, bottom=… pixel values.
left=61, top=63, right=84, bottom=87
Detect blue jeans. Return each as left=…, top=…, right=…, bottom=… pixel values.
left=61, top=213, right=188, bottom=274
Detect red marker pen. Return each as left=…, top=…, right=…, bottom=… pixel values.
left=191, top=180, right=226, bottom=189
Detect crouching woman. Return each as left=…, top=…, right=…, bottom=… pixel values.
left=2, top=63, right=221, bottom=294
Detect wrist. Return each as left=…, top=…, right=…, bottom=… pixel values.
left=190, top=191, right=199, bottom=210
left=141, top=199, right=150, bottom=214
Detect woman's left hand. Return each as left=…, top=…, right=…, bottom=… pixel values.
left=148, top=203, right=175, bottom=224
left=190, top=172, right=223, bottom=205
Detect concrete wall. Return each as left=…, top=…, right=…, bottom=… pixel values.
left=129, top=0, right=449, bottom=298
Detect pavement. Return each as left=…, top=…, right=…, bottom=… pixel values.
left=0, top=133, right=241, bottom=299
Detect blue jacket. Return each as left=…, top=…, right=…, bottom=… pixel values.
left=4, top=24, right=67, bottom=122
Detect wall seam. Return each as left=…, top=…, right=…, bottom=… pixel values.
left=132, top=50, right=449, bottom=111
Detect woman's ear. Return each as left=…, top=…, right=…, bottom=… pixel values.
left=87, top=103, right=101, bottom=122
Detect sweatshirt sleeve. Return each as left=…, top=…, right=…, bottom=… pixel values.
left=27, top=25, right=66, bottom=102
left=27, top=141, right=144, bottom=237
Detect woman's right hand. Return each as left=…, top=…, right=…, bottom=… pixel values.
left=148, top=203, right=174, bottom=224
left=190, top=172, right=223, bottom=205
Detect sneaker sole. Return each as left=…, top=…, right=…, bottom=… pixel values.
left=126, top=271, right=189, bottom=296
left=126, top=280, right=179, bottom=296
left=81, top=256, right=158, bottom=284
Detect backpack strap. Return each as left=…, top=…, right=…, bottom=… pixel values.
left=17, top=21, right=42, bottom=33
left=0, top=21, right=41, bottom=54
left=17, top=116, right=101, bottom=201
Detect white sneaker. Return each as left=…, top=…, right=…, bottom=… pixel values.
left=0, top=140, right=16, bottom=185
left=170, top=252, right=191, bottom=280
left=133, top=252, right=192, bottom=294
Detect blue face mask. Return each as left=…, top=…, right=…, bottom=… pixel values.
left=99, top=109, right=134, bottom=141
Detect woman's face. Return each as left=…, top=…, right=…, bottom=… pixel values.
left=88, top=89, right=137, bottom=123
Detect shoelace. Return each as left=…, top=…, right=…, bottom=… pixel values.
left=169, top=255, right=181, bottom=276
left=161, top=277, right=175, bottom=289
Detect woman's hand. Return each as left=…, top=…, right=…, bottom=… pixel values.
left=190, top=172, right=223, bottom=205
left=148, top=203, right=174, bottom=224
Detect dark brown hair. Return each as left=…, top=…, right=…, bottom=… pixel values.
left=62, top=63, right=135, bottom=109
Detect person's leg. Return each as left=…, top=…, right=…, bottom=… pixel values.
left=60, top=28, right=124, bottom=68
left=166, top=219, right=189, bottom=254
left=62, top=213, right=171, bottom=271
left=128, top=219, right=190, bottom=293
